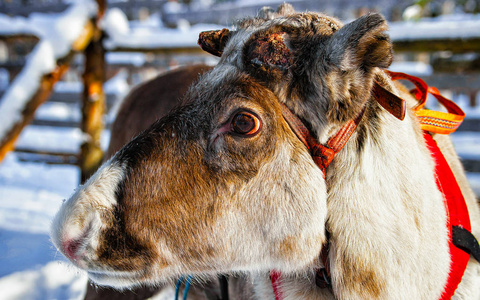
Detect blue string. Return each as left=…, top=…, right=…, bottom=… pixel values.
left=174, top=276, right=184, bottom=300
left=174, top=275, right=194, bottom=300
left=183, top=275, right=193, bottom=300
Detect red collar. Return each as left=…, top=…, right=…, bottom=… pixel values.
left=279, top=102, right=365, bottom=177
left=279, top=81, right=406, bottom=177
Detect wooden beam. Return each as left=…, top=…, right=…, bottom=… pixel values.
left=393, top=38, right=480, bottom=54
left=0, top=20, right=95, bottom=163
left=107, top=46, right=206, bottom=55
left=0, top=34, right=39, bottom=43
left=14, top=147, right=78, bottom=165
left=421, top=74, right=480, bottom=91
left=0, top=64, right=70, bottom=161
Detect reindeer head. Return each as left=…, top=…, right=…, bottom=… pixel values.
left=51, top=6, right=393, bottom=288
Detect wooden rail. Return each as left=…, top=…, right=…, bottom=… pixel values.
left=393, top=38, right=480, bottom=54
left=0, top=9, right=96, bottom=163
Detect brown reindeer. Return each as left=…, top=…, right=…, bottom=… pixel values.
left=53, top=5, right=480, bottom=299
left=85, top=65, right=214, bottom=300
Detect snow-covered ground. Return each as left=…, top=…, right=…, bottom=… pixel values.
left=0, top=152, right=87, bottom=300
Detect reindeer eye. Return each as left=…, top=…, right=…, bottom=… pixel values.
left=231, top=112, right=261, bottom=136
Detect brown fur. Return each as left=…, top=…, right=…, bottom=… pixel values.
left=107, top=65, right=212, bottom=156
left=87, top=66, right=214, bottom=299
left=103, top=74, right=304, bottom=276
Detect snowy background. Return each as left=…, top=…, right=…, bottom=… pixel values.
left=0, top=1, right=479, bottom=299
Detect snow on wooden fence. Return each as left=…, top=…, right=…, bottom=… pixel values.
left=0, top=1, right=97, bottom=160
left=0, top=0, right=106, bottom=181
left=0, top=2, right=479, bottom=181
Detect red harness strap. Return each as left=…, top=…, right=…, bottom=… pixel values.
left=423, top=132, right=471, bottom=299
left=389, top=71, right=475, bottom=298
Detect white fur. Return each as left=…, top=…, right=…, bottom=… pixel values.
left=51, top=158, right=126, bottom=267
left=220, top=140, right=327, bottom=273
left=326, top=107, right=450, bottom=299
left=249, top=79, right=480, bottom=299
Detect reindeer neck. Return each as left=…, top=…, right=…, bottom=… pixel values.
left=269, top=76, right=450, bottom=299
left=322, top=88, right=450, bottom=298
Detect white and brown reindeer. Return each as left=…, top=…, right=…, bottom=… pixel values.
left=52, top=5, right=480, bottom=299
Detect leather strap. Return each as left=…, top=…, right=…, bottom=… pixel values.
left=386, top=71, right=465, bottom=134
left=372, top=82, right=406, bottom=120
left=279, top=103, right=365, bottom=176
left=452, top=226, right=480, bottom=263
left=315, top=231, right=332, bottom=290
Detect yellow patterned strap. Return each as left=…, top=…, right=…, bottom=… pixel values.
left=414, top=86, right=465, bottom=134
left=386, top=71, right=465, bottom=135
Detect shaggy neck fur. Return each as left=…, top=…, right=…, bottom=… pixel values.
left=254, top=74, right=451, bottom=299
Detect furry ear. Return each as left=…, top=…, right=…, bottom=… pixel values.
left=326, top=13, right=392, bottom=71
left=198, top=28, right=231, bottom=57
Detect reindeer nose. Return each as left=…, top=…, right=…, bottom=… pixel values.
left=62, top=238, right=83, bottom=261
left=58, top=225, right=91, bottom=263
left=51, top=161, right=126, bottom=265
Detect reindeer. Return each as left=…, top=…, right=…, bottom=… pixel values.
left=85, top=65, right=216, bottom=300
left=52, top=5, right=480, bottom=299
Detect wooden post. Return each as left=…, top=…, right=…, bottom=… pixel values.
left=470, top=91, right=478, bottom=108
left=0, top=64, right=69, bottom=162
left=80, top=17, right=106, bottom=183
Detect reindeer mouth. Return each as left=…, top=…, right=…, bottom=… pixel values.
left=87, top=269, right=146, bottom=288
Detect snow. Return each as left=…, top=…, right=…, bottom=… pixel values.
left=0, top=68, right=9, bottom=90
left=101, top=8, right=224, bottom=50
left=467, top=173, right=480, bottom=197
left=33, top=102, right=81, bottom=124
left=104, top=69, right=130, bottom=96
left=402, top=4, right=423, bottom=21
left=163, top=1, right=188, bottom=14
left=389, top=14, right=480, bottom=41
left=106, top=52, right=148, bottom=67
left=389, top=61, right=433, bottom=77
left=100, top=7, right=130, bottom=41
left=451, top=132, right=480, bottom=160
left=0, top=262, right=87, bottom=300
left=0, top=151, right=87, bottom=300
left=0, top=0, right=98, bottom=148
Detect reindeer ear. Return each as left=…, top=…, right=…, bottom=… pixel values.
left=198, top=29, right=231, bottom=57
left=327, top=13, right=392, bottom=71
